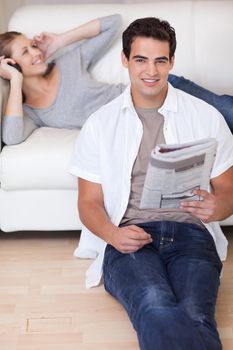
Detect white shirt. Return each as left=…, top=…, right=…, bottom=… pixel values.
left=70, top=83, right=233, bottom=288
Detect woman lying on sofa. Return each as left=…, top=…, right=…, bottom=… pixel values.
left=0, top=14, right=126, bottom=145
left=0, top=14, right=232, bottom=146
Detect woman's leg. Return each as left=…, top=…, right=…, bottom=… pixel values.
left=168, top=74, right=233, bottom=132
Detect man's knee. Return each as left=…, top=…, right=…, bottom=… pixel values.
left=182, top=302, right=215, bottom=326
left=131, top=285, right=177, bottom=324
left=140, top=285, right=176, bottom=309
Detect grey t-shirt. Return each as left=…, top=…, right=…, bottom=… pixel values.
left=2, top=14, right=125, bottom=145
left=120, top=106, right=202, bottom=227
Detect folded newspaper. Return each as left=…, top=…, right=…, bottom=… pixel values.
left=140, top=138, right=217, bottom=209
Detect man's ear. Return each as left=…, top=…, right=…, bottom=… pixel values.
left=121, top=51, right=129, bottom=68
left=169, top=55, right=175, bottom=70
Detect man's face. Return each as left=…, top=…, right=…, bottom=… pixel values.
left=122, top=36, right=174, bottom=108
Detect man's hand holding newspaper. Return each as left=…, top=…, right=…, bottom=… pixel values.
left=140, top=138, right=217, bottom=213
left=180, top=188, right=218, bottom=223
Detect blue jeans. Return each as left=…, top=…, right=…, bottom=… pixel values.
left=168, top=74, right=233, bottom=133
left=103, top=221, right=222, bottom=350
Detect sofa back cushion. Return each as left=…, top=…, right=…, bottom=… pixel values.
left=8, top=1, right=233, bottom=94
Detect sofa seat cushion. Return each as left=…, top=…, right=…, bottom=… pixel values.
left=0, top=127, right=79, bottom=190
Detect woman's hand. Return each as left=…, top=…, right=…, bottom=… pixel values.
left=0, top=57, right=24, bottom=120
left=33, top=18, right=102, bottom=60
left=0, top=56, right=23, bottom=82
left=33, top=32, right=62, bottom=60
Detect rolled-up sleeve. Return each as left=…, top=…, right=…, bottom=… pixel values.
left=210, top=111, right=233, bottom=179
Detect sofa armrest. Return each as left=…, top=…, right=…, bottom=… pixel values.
left=0, top=77, right=10, bottom=151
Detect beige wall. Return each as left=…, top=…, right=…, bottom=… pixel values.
left=0, top=0, right=25, bottom=32
left=0, top=0, right=6, bottom=32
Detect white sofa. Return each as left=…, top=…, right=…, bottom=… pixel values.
left=0, top=1, right=232, bottom=233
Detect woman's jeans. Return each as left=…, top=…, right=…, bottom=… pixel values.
left=103, top=221, right=223, bottom=350
left=168, top=74, right=233, bottom=133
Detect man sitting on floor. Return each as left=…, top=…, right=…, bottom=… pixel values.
left=70, top=17, right=233, bottom=350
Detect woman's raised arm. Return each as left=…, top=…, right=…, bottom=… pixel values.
left=33, top=14, right=120, bottom=60
left=34, top=14, right=122, bottom=64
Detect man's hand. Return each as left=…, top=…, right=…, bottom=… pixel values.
left=109, top=225, right=153, bottom=254
left=180, top=189, right=218, bottom=223
left=78, top=178, right=152, bottom=254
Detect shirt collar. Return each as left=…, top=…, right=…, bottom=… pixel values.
left=158, top=82, right=178, bottom=113
left=122, top=85, right=135, bottom=111
left=122, top=82, right=178, bottom=113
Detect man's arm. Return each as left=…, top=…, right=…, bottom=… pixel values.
left=180, top=166, right=233, bottom=223
left=78, top=178, right=152, bottom=253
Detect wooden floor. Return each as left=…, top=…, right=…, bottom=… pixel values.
left=0, top=227, right=233, bottom=350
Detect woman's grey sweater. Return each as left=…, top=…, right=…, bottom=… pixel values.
left=2, top=14, right=125, bottom=145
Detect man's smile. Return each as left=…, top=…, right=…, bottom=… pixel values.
left=142, top=78, right=160, bottom=86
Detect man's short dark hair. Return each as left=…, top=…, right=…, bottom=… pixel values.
left=122, top=17, right=176, bottom=60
